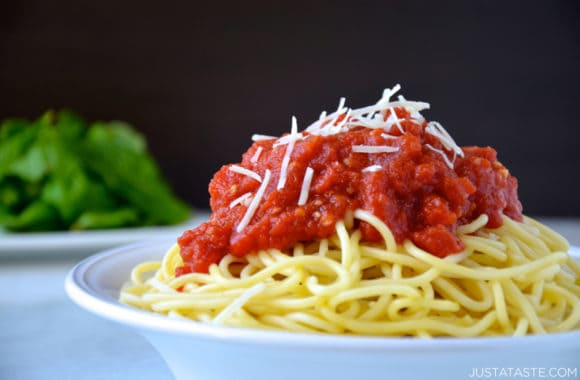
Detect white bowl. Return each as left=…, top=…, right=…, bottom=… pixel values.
left=65, top=240, right=580, bottom=380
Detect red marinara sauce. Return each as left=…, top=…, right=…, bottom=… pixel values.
left=176, top=108, right=522, bottom=275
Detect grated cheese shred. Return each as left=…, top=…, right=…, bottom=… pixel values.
left=352, top=145, right=400, bottom=154
left=252, top=134, right=277, bottom=141
left=386, top=108, right=405, bottom=134
left=425, top=144, right=455, bottom=169
left=229, top=192, right=253, bottom=209
left=250, top=146, right=263, bottom=163
left=229, top=165, right=262, bottom=183
left=362, top=165, right=383, bottom=173
left=425, top=121, right=464, bottom=158
left=298, top=167, right=314, bottom=206
left=236, top=169, right=271, bottom=232
left=277, top=117, right=299, bottom=190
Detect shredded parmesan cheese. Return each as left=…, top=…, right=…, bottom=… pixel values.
left=376, top=84, right=401, bottom=108
left=386, top=100, right=430, bottom=112
left=352, top=145, right=399, bottom=154
left=305, top=84, right=430, bottom=138
left=425, top=144, right=454, bottom=169
left=277, top=117, right=299, bottom=190
left=236, top=169, right=271, bottom=232
left=344, top=115, right=387, bottom=130
left=386, top=108, right=405, bottom=134
left=250, top=146, right=263, bottom=163
left=425, top=121, right=464, bottom=158
left=273, top=132, right=305, bottom=148
left=229, top=165, right=262, bottom=183
left=305, top=97, right=349, bottom=136
left=252, top=134, right=276, bottom=141
left=362, top=165, right=382, bottom=172
left=229, top=192, right=253, bottom=209
left=333, top=108, right=351, bottom=131
left=298, top=167, right=314, bottom=206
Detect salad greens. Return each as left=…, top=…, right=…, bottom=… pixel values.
left=0, top=110, right=190, bottom=231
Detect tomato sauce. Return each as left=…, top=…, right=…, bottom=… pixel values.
left=176, top=109, right=522, bottom=275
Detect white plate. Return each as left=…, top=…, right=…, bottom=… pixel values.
left=0, top=213, right=209, bottom=258
left=66, top=242, right=580, bottom=380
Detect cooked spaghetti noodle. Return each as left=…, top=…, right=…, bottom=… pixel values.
left=120, top=211, right=580, bottom=337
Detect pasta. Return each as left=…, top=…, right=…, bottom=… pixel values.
left=119, top=85, right=579, bottom=337
left=120, top=211, right=579, bottom=337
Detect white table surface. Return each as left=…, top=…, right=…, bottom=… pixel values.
left=1, top=216, right=579, bottom=380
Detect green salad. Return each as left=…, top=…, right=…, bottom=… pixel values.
left=0, top=110, right=190, bottom=232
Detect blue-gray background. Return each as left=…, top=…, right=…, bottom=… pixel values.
left=1, top=0, right=579, bottom=215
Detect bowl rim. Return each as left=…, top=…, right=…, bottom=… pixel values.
left=65, top=239, right=580, bottom=351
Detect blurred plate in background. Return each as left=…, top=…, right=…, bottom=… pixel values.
left=0, top=212, right=209, bottom=259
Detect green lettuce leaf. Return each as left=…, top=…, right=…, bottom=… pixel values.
left=0, top=110, right=190, bottom=232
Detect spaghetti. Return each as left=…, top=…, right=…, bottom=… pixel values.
left=120, top=211, right=579, bottom=337
left=120, top=85, right=580, bottom=337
